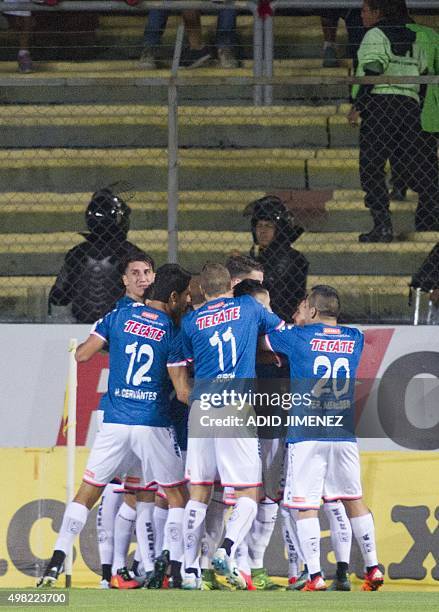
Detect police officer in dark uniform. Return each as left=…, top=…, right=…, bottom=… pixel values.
left=244, top=195, right=309, bottom=322
left=48, top=184, right=144, bottom=323
left=349, top=0, right=430, bottom=242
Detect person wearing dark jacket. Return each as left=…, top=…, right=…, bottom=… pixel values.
left=244, top=195, right=309, bottom=322
left=348, top=0, right=430, bottom=242
left=410, top=242, right=439, bottom=324
left=48, top=184, right=144, bottom=323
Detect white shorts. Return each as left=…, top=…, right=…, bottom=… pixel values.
left=4, top=0, right=31, bottom=16
left=185, top=436, right=262, bottom=488
left=84, top=423, right=186, bottom=489
left=283, top=440, right=362, bottom=510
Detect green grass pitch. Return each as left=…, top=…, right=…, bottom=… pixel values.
left=1, top=589, right=437, bottom=611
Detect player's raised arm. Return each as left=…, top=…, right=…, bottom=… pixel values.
left=76, top=334, right=107, bottom=362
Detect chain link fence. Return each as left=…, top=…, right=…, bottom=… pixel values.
left=0, top=11, right=437, bottom=324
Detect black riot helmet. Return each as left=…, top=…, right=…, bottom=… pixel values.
left=86, top=183, right=132, bottom=238
left=244, top=195, right=303, bottom=246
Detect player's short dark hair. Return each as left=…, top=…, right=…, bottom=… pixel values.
left=225, top=255, right=263, bottom=280
left=366, top=0, right=409, bottom=19
left=151, top=264, right=191, bottom=303
left=308, top=285, right=341, bottom=318
left=120, top=251, right=155, bottom=275
left=200, top=262, right=231, bottom=297
left=233, top=278, right=269, bottom=299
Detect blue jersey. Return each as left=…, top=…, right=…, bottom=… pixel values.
left=97, top=295, right=137, bottom=415
left=93, top=303, right=185, bottom=426
left=267, top=323, right=364, bottom=443
left=181, top=295, right=283, bottom=382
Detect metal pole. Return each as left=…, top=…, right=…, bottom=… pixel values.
left=427, top=291, right=433, bottom=325
left=65, top=338, right=77, bottom=588
left=253, top=9, right=263, bottom=106
left=414, top=288, right=421, bottom=325
left=263, top=13, right=273, bottom=105
left=167, top=23, right=184, bottom=264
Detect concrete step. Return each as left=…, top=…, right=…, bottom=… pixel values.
left=0, top=273, right=418, bottom=323
left=0, top=228, right=436, bottom=276
left=0, top=103, right=334, bottom=148
left=0, top=188, right=424, bottom=234
left=0, top=147, right=310, bottom=191
left=0, top=59, right=351, bottom=104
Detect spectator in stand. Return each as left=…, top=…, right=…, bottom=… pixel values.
left=48, top=184, right=145, bottom=323
left=320, top=8, right=364, bottom=69
left=4, top=0, right=33, bottom=72
left=139, top=9, right=238, bottom=69
left=388, top=17, right=439, bottom=229
left=348, top=0, right=432, bottom=243
left=243, top=195, right=308, bottom=322
left=410, top=242, right=439, bottom=324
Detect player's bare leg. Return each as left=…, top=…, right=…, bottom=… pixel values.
left=183, top=484, right=212, bottom=589
left=36, top=482, right=104, bottom=587
left=212, top=487, right=258, bottom=589
left=342, top=498, right=383, bottom=591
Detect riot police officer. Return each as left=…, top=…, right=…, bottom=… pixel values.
left=244, top=195, right=309, bottom=322
left=49, top=184, right=144, bottom=323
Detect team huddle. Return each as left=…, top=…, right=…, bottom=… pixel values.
left=37, top=254, right=384, bottom=592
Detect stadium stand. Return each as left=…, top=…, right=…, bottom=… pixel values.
left=0, top=9, right=438, bottom=322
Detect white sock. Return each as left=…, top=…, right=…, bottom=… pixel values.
left=153, top=506, right=168, bottom=557
left=136, top=502, right=155, bottom=573
left=200, top=499, right=225, bottom=570
left=236, top=540, right=251, bottom=574
left=296, top=517, right=321, bottom=576
left=280, top=506, right=300, bottom=579
left=133, top=546, right=144, bottom=573
left=224, top=497, right=257, bottom=558
left=247, top=500, right=278, bottom=569
left=324, top=502, right=352, bottom=564
left=112, top=502, right=136, bottom=574
left=183, top=500, right=208, bottom=572
left=54, top=501, right=89, bottom=554
left=96, top=484, right=123, bottom=566
left=350, top=513, right=378, bottom=568
left=166, top=507, right=184, bottom=563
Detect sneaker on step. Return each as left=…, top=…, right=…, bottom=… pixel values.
left=138, top=47, right=158, bottom=70
left=218, top=47, right=238, bottom=69
left=181, top=47, right=211, bottom=69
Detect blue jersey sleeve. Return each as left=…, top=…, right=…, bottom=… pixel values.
left=180, top=317, right=194, bottom=363
left=167, top=330, right=187, bottom=367
left=255, top=300, right=284, bottom=334
left=92, top=309, right=117, bottom=343
left=266, top=324, right=296, bottom=356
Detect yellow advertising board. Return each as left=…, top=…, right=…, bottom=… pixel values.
left=1, top=449, right=439, bottom=589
